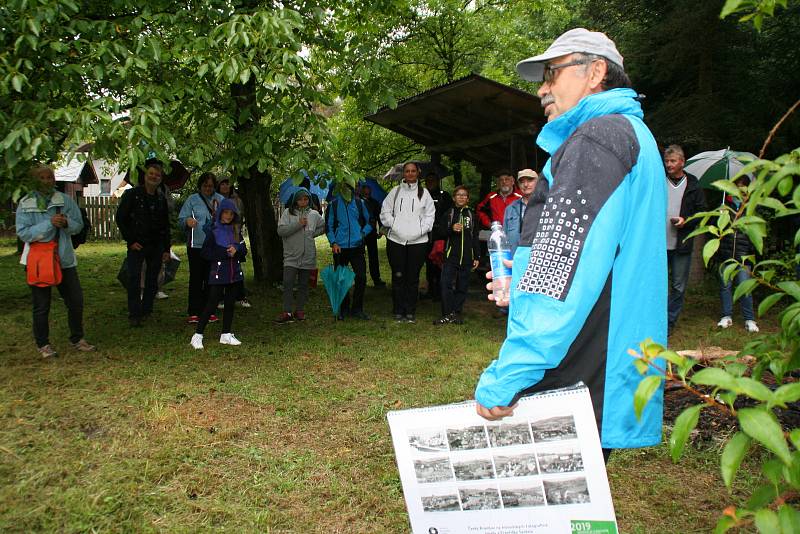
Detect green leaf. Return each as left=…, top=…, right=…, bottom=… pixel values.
left=740, top=223, right=765, bottom=254
left=789, top=429, right=800, bottom=450
left=754, top=509, right=780, bottom=534
left=703, top=238, right=721, bottom=266
left=773, top=383, right=800, bottom=405
left=197, top=64, right=208, bottom=78
left=748, top=483, right=779, bottom=509
left=778, top=177, right=793, bottom=196
left=777, top=281, right=800, bottom=301
left=721, top=432, right=751, bottom=488
left=712, top=179, right=743, bottom=197
left=732, top=278, right=758, bottom=303
left=779, top=505, right=800, bottom=534
left=720, top=0, right=746, bottom=19
left=734, top=377, right=773, bottom=402
left=761, top=458, right=783, bottom=484
left=722, top=262, right=739, bottom=284
left=758, top=293, right=785, bottom=317
left=634, top=375, right=662, bottom=420
left=669, top=404, right=702, bottom=462
left=713, top=515, right=737, bottom=534
left=11, top=74, right=23, bottom=93
left=633, top=358, right=649, bottom=374
left=691, top=367, right=739, bottom=390
left=737, top=408, right=792, bottom=464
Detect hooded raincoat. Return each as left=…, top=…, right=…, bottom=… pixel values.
left=278, top=188, right=326, bottom=269
left=201, top=198, right=247, bottom=285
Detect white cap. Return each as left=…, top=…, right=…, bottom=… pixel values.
left=516, top=28, right=624, bottom=82
left=517, top=169, right=538, bottom=180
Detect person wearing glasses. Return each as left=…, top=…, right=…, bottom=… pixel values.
left=474, top=29, right=667, bottom=462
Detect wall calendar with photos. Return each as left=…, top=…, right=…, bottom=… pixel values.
left=387, top=384, right=618, bottom=534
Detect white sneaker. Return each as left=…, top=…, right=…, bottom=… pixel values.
left=717, top=316, right=733, bottom=329
left=190, top=333, right=204, bottom=350
left=220, top=333, right=242, bottom=346
left=155, top=291, right=169, bottom=300
left=237, top=299, right=252, bottom=308
left=745, top=320, right=760, bottom=333
left=217, top=302, right=224, bottom=310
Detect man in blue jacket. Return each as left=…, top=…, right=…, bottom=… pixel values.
left=326, top=186, right=373, bottom=320
left=475, top=29, right=667, bottom=460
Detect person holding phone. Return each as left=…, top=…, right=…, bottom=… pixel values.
left=664, top=144, right=705, bottom=333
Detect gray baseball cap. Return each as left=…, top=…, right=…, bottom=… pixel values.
left=516, top=28, right=624, bottom=82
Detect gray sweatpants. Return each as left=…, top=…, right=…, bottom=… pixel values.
left=283, top=267, right=311, bottom=313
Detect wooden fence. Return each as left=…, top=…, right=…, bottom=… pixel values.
left=80, top=196, right=121, bottom=241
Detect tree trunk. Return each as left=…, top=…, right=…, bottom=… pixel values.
left=231, top=77, right=283, bottom=282
left=238, top=169, right=283, bottom=282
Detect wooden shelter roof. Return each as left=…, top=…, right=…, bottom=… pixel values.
left=364, top=74, right=546, bottom=173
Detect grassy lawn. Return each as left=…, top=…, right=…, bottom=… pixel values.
left=0, top=240, right=778, bottom=533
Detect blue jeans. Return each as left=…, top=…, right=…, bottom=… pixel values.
left=667, top=250, right=692, bottom=328
left=718, top=264, right=755, bottom=321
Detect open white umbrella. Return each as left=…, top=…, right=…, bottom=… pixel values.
left=684, top=149, right=756, bottom=189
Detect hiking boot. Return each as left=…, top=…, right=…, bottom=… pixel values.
left=190, top=333, right=204, bottom=350
left=717, top=316, right=733, bottom=329
left=275, top=312, right=294, bottom=324
left=220, top=333, right=242, bottom=346
left=745, top=320, right=760, bottom=333
left=294, top=311, right=306, bottom=321
left=450, top=313, right=464, bottom=325
left=38, top=344, right=58, bottom=358
left=237, top=299, right=252, bottom=308
left=433, top=315, right=451, bottom=326
left=187, top=315, right=199, bottom=324
left=71, top=339, right=96, bottom=352
left=155, top=291, right=169, bottom=300
left=209, top=314, right=219, bottom=323
left=405, top=314, right=416, bottom=324
left=351, top=311, right=371, bottom=320
left=393, top=314, right=404, bottom=322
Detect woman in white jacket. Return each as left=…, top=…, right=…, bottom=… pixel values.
left=380, top=162, right=436, bottom=323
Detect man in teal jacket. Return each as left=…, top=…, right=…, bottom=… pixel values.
left=475, top=29, right=667, bottom=458
left=16, top=165, right=96, bottom=358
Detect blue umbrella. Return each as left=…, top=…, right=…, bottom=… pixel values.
left=279, top=179, right=301, bottom=205
left=299, top=169, right=331, bottom=200
left=320, top=265, right=355, bottom=316
left=357, top=178, right=387, bottom=203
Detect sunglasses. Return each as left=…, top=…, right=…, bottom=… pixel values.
left=543, top=59, right=590, bottom=83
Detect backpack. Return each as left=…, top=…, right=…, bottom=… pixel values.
left=325, top=197, right=366, bottom=234
left=71, top=207, right=91, bottom=249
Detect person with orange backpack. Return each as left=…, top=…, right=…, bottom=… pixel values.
left=15, top=165, right=95, bottom=358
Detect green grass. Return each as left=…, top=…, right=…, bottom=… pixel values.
left=0, top=241, right=779, bottom=533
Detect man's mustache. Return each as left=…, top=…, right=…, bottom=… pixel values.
left=540, top=95, right=555, bottom=108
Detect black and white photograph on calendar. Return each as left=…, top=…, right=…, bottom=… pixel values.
left=536, top=444, right=584, bottom=474
left=499, top=481, right=547, bottom=508
left=413, top=456, right=453, bottom=483
left=493, top=452, right=540, bottom=478
left=487, top=421, right=533, bottom=448
left=407, top=428, right=449, bottom=452
left=530, top=414, right=578, bottom=442
left=420, top=487, right=461, bottom=512
left=543, top=477, right=591, bottom=505
left=446, top=425, right=489, bottom=451
left=452, top=454, right=496, bottom=481
left=458, top=484, right=502, bottom=511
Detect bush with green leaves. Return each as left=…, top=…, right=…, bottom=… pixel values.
left=633, top=3, right=800, bottom=532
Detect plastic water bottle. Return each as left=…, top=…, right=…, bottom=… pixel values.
left=488, top=221, right=512, bottom=304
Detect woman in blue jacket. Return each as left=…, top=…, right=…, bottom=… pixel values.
left=178, top=172, right=224, bottom=323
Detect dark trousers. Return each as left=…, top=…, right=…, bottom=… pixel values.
left=127, top=246, right=161, bottom=319
left=386, top=240, right=428, bottom=315
left=31, top=266, right=84, bottom=348
left=425, top=256, right=442, bottom=299
left=440, top=261, right=470, bottom=316
left=334, top=246, right=367, bottom=313
left=364, top=232, right=383, bottom=283
left=187, top=247, right=210, bottom=316
left=197, top=284, right=236, bottom=334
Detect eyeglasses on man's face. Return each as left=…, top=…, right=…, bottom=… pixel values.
left=543, top=59, right=590, bottom=83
